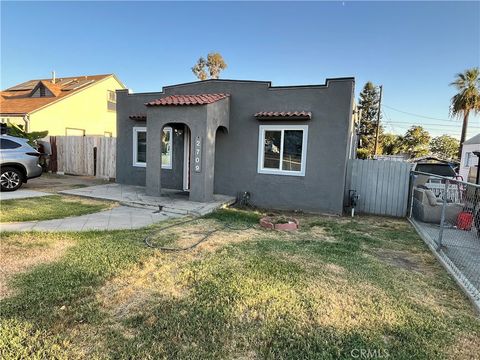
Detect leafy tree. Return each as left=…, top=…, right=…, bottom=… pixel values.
left=357, top=82, right=382, bottom=158
left=450, top=67, right=480, bottom=158
left=206, top=53, right=227, bottom=79
left=192, top=52, right=227, bottom=80
left=192, top=57, right=208, bottom=80
left=6, top=122, right=48, bottom=147
left=380, top=133, right=404, bottom=155
left=402, top=125, right=431, bottom=158
left=430, top=135, right=460, bottom=160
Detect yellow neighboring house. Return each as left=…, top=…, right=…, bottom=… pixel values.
left=0, top=73, right=126, bottom=136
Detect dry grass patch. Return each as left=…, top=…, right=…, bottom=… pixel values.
left=374, top=248, right=427, bottom=273
left=97, top=253, right=191, bottom=321
left=97, top=219, right=262, bottom=323
left=0, top=233, right=74, bottom=299
left=307, top=225, right=338, bottom=242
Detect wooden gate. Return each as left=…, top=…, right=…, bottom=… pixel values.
left=346, top=159, right=412, bottom=217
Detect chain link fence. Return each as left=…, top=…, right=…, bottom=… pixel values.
left=408, top=171, right=480, bottom=309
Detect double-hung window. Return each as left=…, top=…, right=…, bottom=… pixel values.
left=258, top=125, right=308, bottom=176
left=133, top=126, right=172, bottom=169
left=133, top=127, right=147, bottom=167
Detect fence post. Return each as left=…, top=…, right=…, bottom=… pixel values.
left=437, top=180, right=449, bottom=250
left=408, top=172, right=415, bottom=218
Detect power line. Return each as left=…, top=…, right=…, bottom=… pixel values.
left=383, top=121, right=480, bottom=128
left=382, top=104, right=455, bottom=122
left=381, top=109, right=396, bottom=133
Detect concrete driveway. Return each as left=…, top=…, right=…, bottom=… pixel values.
left=1, top=173, right=107, bottom=201
left=22, top=173, right=109, bottom=194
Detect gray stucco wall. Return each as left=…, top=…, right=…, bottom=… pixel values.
left=143, top=98, right=229, bottom=201
left=115, top=90, right=184, bottom=190
left=116, top=78, right=355, bottom=214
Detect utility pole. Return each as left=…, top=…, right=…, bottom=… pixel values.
left=373, top=85, right=383, bottom=156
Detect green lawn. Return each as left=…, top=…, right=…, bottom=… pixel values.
left=0, top=210, right=478, bottom=359
left=0, top=195, right=113, bottom=223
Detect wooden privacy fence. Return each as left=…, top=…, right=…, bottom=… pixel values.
left=346, top=159, right=412, bottom=217
left=50, top=136, right=116, bottom=179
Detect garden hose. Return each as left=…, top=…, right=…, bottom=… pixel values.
left=143, top=216, right=254, bottom=252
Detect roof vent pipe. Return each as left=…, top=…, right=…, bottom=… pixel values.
left=52, top=71, right=56, bottom=84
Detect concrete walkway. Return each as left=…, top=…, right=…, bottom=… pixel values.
left=1, top=183, right=235, bottom=233
left=0, top=205, right=183, bottom=232
left=0, top=190, right=52, bottom=201
left=60, top=183, right=235, bottom=216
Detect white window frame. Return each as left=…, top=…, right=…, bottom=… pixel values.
left=133, top=127, right=147, bottom=167
left=161, top=127, right=173, bottom=170
left=257, top=124, right=308, bottom=176
left=132, top=126, right=173, bottom=169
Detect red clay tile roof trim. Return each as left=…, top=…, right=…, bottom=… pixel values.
left=254, top=111, right=312, bottom=119
left=146, top=93, right=229, bottom=106
left=129, top=115, right=147, bottom=121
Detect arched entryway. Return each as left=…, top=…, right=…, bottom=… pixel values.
left=145, top=96, right=230, bottom=202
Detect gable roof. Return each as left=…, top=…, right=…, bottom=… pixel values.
left=0, top=74, right=121, bottom=115
left=464, top=133, right=480, bottom=145
left=146, top=93, right=229, bottom=106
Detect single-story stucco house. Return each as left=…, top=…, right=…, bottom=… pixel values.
left=116, top=78, right=357, bottom=214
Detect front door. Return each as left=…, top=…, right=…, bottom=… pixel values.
left=183, top=126, right=191, bottom=191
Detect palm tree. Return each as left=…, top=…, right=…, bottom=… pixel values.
left=450, top=67, right=480, bottom=158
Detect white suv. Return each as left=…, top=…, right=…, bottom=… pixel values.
left=0, top=135, right=43, bottom=191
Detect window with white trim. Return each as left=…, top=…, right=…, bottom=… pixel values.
left=257, top=125, right=308, bottom=176
left=133, top=126, right=173, bottom=168
left=133, top=127, right=147, bottom=167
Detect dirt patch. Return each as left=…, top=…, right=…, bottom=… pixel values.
left=0, top=235, right=74, bottom=299
left=375, top=249, right=426, bottom=272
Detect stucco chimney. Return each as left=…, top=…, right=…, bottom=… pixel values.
left=52, top=71, right=56, bottom=84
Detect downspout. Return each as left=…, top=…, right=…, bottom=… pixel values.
left=23, top=114, right=30, bottom=132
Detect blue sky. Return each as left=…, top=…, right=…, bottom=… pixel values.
left=1, top=1, right=479, bottom=138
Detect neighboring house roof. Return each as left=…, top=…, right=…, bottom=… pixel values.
left=146, top=93, right=229, bottom=106
left=0, top=74, right=122, bottom=116
left=254, top=111, right=312, bottom=120
left=464, top=133, right=480, bottom=145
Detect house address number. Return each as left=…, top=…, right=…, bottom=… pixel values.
left=194, top=136, right=202, bottom=173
